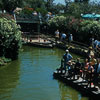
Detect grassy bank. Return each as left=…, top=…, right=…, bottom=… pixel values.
left=0, top=57, right=11, bottom=66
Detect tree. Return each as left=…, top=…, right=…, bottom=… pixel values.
left=65, top=0, right=71, bottom=13
left=48, top=16, right=67, bottom=33
left=0, top=18, right=22, bottom=60
left=45, top=0, right=54, bottom=12
left=1, top=0, right=23, bottom=13
left=80, top=20, right=100, bottom=40
left=23, top=0, right=44, bottom=8
left=54, top=3, right=65, bottom=14
left=74, top=0, right=89, bottom=3
left=0, top=0, right=3, bottom=12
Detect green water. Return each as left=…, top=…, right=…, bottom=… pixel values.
left=0, top=46, right=89, bottom=100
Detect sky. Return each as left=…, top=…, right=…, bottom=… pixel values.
left=53, top=0, right=100, bottom=5
left=54, top=0, right=65, bottom=4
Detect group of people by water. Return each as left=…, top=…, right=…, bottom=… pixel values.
left=90, top=37, right=100, bottom=56
left=55, top=29, right=73, bottom=43
left=60, top=48, right=100, bottom=87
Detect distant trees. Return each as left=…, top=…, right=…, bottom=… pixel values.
left=64, top=1, right=100, bottom=18
left=74, top=0, right=89, bottom=3
left=0, top=0, right=22, bottom=13
left=0, top=0, right=65, bottom=15
left=48, top=15, right=100, bottom=43
left=48, top=16, right=67, bottom=33
left=0, top=0, right=100, bottom=17
left=0, top=0, right=3, bottom=12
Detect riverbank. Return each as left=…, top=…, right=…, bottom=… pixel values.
left=22, top=33, right=89, bottom=57
left=0, top=57, right=11, bottom=66
left=56, top=41, right=88, bottom=57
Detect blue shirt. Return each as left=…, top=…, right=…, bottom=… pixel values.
left=61, top=33, right=66, bottom=39
left=94, top=40, right=99, bottom=48
left=97, top=64, right=100, bottom=73
left=63, top=53, right=73, bottom=62
left=94, top=63, right=100, bottom=73
left=98, top=41, right=100, bottom=48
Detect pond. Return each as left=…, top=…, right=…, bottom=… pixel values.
left=0, top=46, right=89, bottom=100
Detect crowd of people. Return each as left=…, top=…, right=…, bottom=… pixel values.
left=60, top=48, right=100, bottom=87
left=54, top=29, right=100, bottom=87
left=55, top=29, right=73, bottom=43
left=90, top=38, right=100, bottom=56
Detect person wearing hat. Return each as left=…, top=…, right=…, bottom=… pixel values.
left=63, top=49, right=73, bottom=72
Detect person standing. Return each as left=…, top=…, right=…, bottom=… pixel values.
left=93, top=58, right=100, bottom=86
left=55, top=29, right=60, bottom=43
left=63, top=49, right=73, bottom=72
left=87, top=62, right=94, bottom=87
left=87, top=47, right=95, bottom=62
left=68, top=34, right=73, bottom=43
left=74, top=58, right=82, bottom=79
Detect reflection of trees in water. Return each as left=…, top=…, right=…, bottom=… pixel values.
left=22, top=45, right=82, bottom=62
left=0, top=60, right=20, bottom=95
left=22, top=46, right=64, bottom=61
left=22, top=46, right=64, bottom=57
left=58, top=81, right=88, bottom=100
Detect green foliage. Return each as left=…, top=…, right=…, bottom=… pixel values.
left=69, top=18, right=100, bottom=43
left=48, top=15, right=100, bottom=44
left=0, top=57, right=11, bottom=66
left=48, top=16, right=67, bottom=32
left=22, top=7, right=34, bottom=14
left=0, top=14, right=14, bottom=20
left=36, top=8, right=48, bottom=16
left=0, top=18, right=22, bottom=60
left=80, top=20, right=100, bottom=40
left=65, top=2, right=100, bottom=18
left=23, top=0, right=45, bottom=8
left=0, top=0, right=22, bottom=13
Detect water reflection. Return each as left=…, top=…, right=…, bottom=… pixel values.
left=0, top=46, right=89, bottom=100
left=0, top=60, right=20, bottom=100
left=58, top=81, right=89, bottom=100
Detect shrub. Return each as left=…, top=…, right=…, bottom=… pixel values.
left=0, top=18, right=22, bottom=60
left=22, top=7, right=34, bottom=14
left=48, top=15, right=67, bottom=33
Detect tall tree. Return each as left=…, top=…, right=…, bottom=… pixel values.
left=65, top=0, right=71, bottom=13
left=45, top=0, right=54, bottom=12
left=74, top=0, right=89, bottom=3
left=23, top=0, right=45, bottom=8
left=0, top=0, right=4, bottom=12
left=1, top=0, right=22, bottom=13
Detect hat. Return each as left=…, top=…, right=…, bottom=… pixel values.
left=66, top=49, right=69, bottom=53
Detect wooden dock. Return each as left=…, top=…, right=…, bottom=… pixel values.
left=22, top=34, right=55, bottom=48
left=53, top=69, right=100, bottom=99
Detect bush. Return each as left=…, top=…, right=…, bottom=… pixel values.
left=48, top=15, right=67, bottom=33
left=0, top=18, right=22, bottom=60
left=22, top=7, right=34, bottom=14
left=48, top=15, right=100, bottom=44
left=0, top=57, right=11, bottom=66
left=76, top=20, right=100, bottom=43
